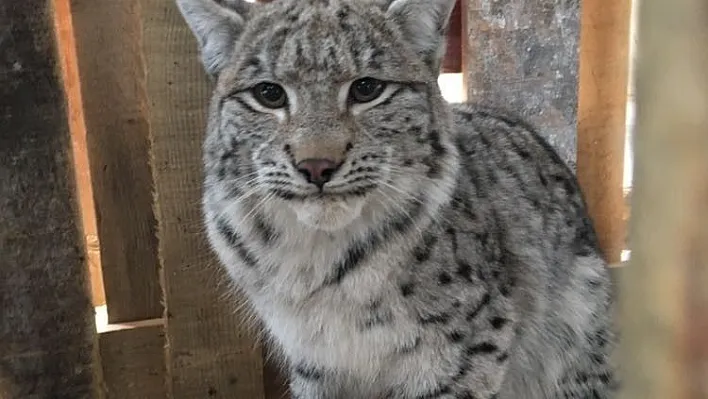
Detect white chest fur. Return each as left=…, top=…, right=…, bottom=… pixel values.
left=204, top=177, right=451, bottom=380
left=209, top=203, right=420, bottom=376
left=255, top=287, right=419, bottom=376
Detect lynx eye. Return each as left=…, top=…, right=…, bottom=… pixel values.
left=349, top=77, right=386, bottom=103
left=252, top=82, right=287, bottom=109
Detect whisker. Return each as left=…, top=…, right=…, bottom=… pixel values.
left=231, top=186, right=266, bottom=205
left=206, top=171, right=260, bottom=187
left=239, top=192, right=276, bottom=227
left=375, top=186, right=425, bottom=238
left=375, top=179, right=425, bottom=206
left=326, top=174, right=379, bottom=191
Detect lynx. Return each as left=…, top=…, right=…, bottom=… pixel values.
left=177, top=0, right=618, bottom=397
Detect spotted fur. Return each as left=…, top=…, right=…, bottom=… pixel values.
left=178, top=0, right=618, bottom=397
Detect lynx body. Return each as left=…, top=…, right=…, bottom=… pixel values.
left=177, top=0, right=618, bottom=397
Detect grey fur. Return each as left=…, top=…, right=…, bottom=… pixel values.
left=177, top=0, right=618, bottom=397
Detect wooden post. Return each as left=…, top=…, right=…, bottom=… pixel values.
left=463, top=0, right=580, bottom=167
left=619, top=0, right=708, bottom=397
left=54, top=0, right=105, bottom=307
left=442, top=0, right=463, bottom=74
left=577, top=0, right=632, bottom=264
left=69, top=1, right=170, bottom=397
left=70, top=0, right=164, bottom=324
left=0, top=0, right=100, bottom=397
left=140, top=0, right=266, bottom=397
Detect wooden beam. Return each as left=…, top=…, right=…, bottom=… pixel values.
left=99, top=326, right=167, bottom=399
left=577, top=0, right=632, bottom=264
left=442, top=0, right=463, bottom=74
left=140, top=1, right=266, bottom=397
left=0, top=0, right=101, bottom=396
left=463, top=0, right=581, bottom=166
left=619, top=0, right=708, bottom=397
left=54, top=0, right=105, bottom=307
left=70, top=0, right=164, bottom=323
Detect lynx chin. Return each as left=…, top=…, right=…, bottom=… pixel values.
left=177, top=0, right=618, bottom=397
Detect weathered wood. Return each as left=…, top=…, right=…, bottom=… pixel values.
left=99, top=326, right=167, bottom=399
left=0, top=0, right=100, bottom=397
left=141, top=0, right=266, bottom=397
left=442, top=0, right=463, bottom=74
left=463, top=0, right=580, bottom=166
left=263, top=354, right=289, bottom=399
left=577, top=0, right=632, bottom=263
left=54, top=0, right=106, bottom=307
left=70, top=0, right=163, bottom=323
left=619, top=0, right=708, bottom=397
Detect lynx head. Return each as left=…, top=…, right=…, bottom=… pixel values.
left=179, top=0, right=459, bottom=231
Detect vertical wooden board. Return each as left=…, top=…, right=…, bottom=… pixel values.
left=464, top=0, right=580, bottom=167
left=576, top=0, right=632, bottom=263
left=140, top=0, right=266, bottom=397
left=54, top=0, right=106, bottom=306
left=70, top=0, right=163, bottom=323
left=99, top=326, right=167, bottom=399
left=0, top=0, right=100, bottom=397
left=442, top=0, right=463, bottom=74
left=619, top=0, right=708, bottom=397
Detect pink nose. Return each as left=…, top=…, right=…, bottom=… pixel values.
left=296, top=158, right=339, bottom=188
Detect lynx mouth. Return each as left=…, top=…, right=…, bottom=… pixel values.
left=265, top=184, right=374, bottom=230
left=269, top=185, right=377, bottom=202
left=290, top=193, right=367, bottom=231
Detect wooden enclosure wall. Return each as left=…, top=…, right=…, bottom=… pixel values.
left=71, top=0, right=164, bottom=325
left=577, top=0, right=632, bottom=264
left=54, top=0, right=105, bottom=307
left=67, top=0, right=266, bottom=397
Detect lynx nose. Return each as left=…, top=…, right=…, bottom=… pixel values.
left=296, top=158, right=339, bottom=188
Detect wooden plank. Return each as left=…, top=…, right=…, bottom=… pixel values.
left=463, top=0, right=580, bottom=167
left=140, top=1, right=266, bottom=397
left=99, top=325, right=167, bottom=399
left=0, top=0, right=101, bottom=397
left=263, top=354, right=289, bottom=399
left=442, top=0, right=463, bottom=74
left=70, top=0, right=163, bottom=323
left=576, top=0, right=632, bottom=263
left=618, top=0, right=708, bottom=397
left=54, top=0, right=106, bottom=307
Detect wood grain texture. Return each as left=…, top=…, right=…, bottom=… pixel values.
left=54, top=0, right=105, bottom=307
left=140, top=1, right=266, bottom=397
left=0, top=0, right=100, bottom=396
left=70, top=0, right=163, bottom=323
left=442, top=0, right=463, bottom=73
left=263, top=352, right=289, bottom=399
left=619, top=0, right=708, bottom=397
left=99, top=326, right=167, bottom=399
left=463, top=0, right=580, bottom=167
left=577, top=0, right=632, bottom=263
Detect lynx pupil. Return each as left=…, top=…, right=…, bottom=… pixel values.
left=253, top=82, right=287, bottom=108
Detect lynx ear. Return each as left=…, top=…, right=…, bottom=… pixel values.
left=176, top=0, right=251, bottom=76
left=385, top=0, right=457, bottom=71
